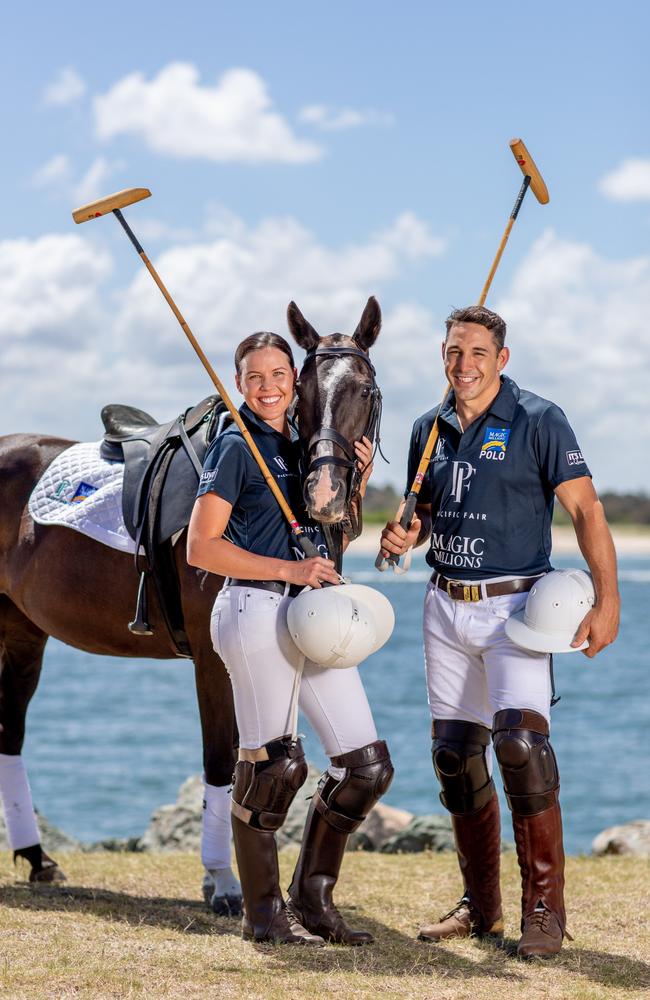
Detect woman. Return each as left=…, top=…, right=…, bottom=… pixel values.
left=187, top=332, right=393, bottom=946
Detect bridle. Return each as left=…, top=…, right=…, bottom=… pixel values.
left=298, top=345, right=385, bottom=511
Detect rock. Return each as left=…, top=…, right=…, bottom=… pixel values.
left=138, top=767, right=414, bottom=854
left=139, top=775, right=204, bottom=852
left=380, top=814, right=455, bottom=854
left=349, top=802, right=414, bottom=851
left=592, top=819, right=650, bottom=856
left=0, top=809, right=80, bottom=854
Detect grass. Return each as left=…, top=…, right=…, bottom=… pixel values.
left=1, top=849, right=649, bottom=1000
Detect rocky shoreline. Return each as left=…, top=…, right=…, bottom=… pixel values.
left=2, top=768, right=648, bottom=857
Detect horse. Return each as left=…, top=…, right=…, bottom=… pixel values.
left=0, top=295, right=382, bottom=912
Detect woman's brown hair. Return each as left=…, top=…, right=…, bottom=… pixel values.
left=234, top=333, right=295, bottom=374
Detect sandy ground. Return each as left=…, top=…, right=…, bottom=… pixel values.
left=349, top=524, right=650, bottom=557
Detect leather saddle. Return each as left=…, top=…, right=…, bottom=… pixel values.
left=100, top=395, right=232, bottom=656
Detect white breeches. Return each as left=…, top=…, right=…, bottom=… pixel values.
left=210, top=585, right=378, bottom=755
left=423, top=582, right=552, bottom=729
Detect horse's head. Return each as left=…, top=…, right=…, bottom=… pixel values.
left=287, top=296, right=382, bottom=524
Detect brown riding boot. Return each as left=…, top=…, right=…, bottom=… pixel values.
left=418, top=791, right=504, bottom=942
left=288, top=741, right=394, bottom=945
left=232, top=814, right=324, bottom=945
left=231, top=737, right=324, bottom=946
left=512, top=801, right=567, bottom=958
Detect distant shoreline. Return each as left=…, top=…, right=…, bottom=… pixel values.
left=349, top=524, right=650, bottom=556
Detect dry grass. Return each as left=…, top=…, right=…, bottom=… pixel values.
left=1, top=848, right=648, bottom=1000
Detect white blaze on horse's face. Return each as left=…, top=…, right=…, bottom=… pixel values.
left=307, top=357, right=349, bottom=519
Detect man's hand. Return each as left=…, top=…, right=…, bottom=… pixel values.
left=379, top=516, right=422, bottom=559
left=571, top=597, right=620, bottom=658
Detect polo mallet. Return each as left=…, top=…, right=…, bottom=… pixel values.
left=376, top=137, right=549, bottom=572
left=72, top=187, right=322, bottom=560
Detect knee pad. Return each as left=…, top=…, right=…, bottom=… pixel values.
left=432, top=719, right=495, bottom=815
left=314, top=740, right=394, bottom=834
left=231, top=735, right=308, bottom=831
left=492, top=709, right=559, bottom=816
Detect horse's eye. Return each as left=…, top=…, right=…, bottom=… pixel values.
left=360, top=386, right=371, bottom=398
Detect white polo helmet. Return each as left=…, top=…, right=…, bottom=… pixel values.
left=504, top=569, right=595, bottom=653
left=286, top=584, right=395, bottom=669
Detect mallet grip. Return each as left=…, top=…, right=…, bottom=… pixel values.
left=375, top=491, right=419, bottom=571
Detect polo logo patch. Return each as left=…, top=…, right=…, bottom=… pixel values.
left=566, top=450, right=585, bottom=466
left=479, top=427, right=510, bottom=462
left=70, top=481, right=98, bottom=502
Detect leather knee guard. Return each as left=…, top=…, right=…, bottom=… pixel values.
left=492, top=709, right=559, bottom=816
left=231, top=735, right=308, bottom=831
left=313, top=740, right=394, bottom=834
left=432, top=719, right=495, bottom=815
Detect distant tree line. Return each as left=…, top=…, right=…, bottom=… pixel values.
left=363, top=485, right=650, bottom=526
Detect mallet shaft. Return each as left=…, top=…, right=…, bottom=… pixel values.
left=111, top=210, right=319, bottom=558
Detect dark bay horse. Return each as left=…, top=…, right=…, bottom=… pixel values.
left=0, top=296, right=382, bottom=911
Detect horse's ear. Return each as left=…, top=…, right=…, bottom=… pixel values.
left=353, top=296, right=382, bottom=351
left=287, top=301, right=320, bottom=352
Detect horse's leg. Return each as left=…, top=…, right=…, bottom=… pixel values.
left=193, top=644, right=242, bottom=916
left=0, top=596, right=64, bottom=882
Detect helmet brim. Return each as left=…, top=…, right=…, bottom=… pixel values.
left=505, top=610, right=589, bottom=653
left=338, top=584, right=395, bottom=652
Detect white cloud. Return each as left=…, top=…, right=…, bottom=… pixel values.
left=598, top=158, right=650, bottom=201
left=94, top=63, right=323, bottom=164
left=0, top=234, right=112, bottom=342
left=31, top=154, right=72, bottom=188
left=73, top=157, right=122, bottom=204
left=114, top=211, right=445, bottom=368
left=299, top=104, right=394, bottom=131
left=43, top=67, right=86, bottom=106
left=496, top=229, right=650, bottom=490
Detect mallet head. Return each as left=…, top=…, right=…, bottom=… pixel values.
left=509, top=139, right=549, bottom=204
left=72, top=187, right=151, bottom=224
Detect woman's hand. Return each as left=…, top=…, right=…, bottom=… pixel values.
left=354, top=436, right=374, bottom=498
left=283, top=556, right=340, bottom=588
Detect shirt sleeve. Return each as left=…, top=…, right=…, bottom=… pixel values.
left=534, top=403, right=592, bottom=489
left=405, top=417, right=433, bottom=505
left=196, top=433, right=250, bottom=504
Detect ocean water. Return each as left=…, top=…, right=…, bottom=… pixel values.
left=19, top=551, right=649, bottom=855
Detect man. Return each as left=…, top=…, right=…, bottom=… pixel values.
left=380, top=305, right=619, bottom=958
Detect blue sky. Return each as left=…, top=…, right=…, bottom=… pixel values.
left=2, top=1, right=649, bottom=490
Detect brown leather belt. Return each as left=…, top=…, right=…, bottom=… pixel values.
left=432, top=573, right=542, bottom=602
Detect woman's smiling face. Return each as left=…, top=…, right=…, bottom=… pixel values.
left=235, top=346, right=297, bottom=430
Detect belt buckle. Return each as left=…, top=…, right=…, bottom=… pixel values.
left=446, top=578, right=479, bottom=602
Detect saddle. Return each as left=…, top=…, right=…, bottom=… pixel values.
left=100, top=396, right=232, bottom=656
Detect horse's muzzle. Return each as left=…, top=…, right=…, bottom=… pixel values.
left=304, top=468, right=348, bottom=524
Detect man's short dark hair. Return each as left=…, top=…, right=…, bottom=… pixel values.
left=445, top=306, right=506, bottom=352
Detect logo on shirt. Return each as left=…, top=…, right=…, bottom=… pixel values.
left=200, top=469, right=218, bottom=484
left=479, top=426, right=510, bottom=462
left=566, top=450, right=585, bottom=466
left=273, top=456, right=289, bottom=472
left=449, top=461, right=475, bottom=503
left=430, top=531, right=485, bottom=570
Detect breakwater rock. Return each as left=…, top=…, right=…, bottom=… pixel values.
left=592, top=819, right=650, bottom=856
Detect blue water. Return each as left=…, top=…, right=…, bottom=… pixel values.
left=21, top=552, right=649, bottom=855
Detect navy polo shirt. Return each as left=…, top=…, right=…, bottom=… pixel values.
left=196, top=402, right=329, bottom=562
left=406, top=376, right=591, bottom=579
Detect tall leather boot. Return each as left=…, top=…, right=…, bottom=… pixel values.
left=418, top=790, right=503, bottom=941
left=492, top=709, right=568, bottom=959
left=513, top=801, right=568, bottom=958
left=288, top=740, right=394, bottom=945
left=231, top=737, right=324, bottom=946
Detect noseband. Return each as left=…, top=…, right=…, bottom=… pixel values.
left=300, top=345, right=384, bottom=508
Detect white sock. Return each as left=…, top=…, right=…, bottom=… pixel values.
left=201, top=781, right=233, bottom=870
left=0, top=754, right=41, bottom=851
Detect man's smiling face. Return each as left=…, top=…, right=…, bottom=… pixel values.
left=442, top=322, right=509, bottom=411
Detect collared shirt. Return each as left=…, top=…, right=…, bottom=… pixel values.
left=406, top=376, right=591, bottom=579
left=196, top=402, right=329, bottom=562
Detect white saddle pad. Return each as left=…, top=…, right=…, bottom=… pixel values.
left=29, top=442, right=137, bottom=554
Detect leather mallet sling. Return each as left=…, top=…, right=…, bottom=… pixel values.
left=72, top=189, right=321, bottom=558
left=376, top=137, right=550, bottom=572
